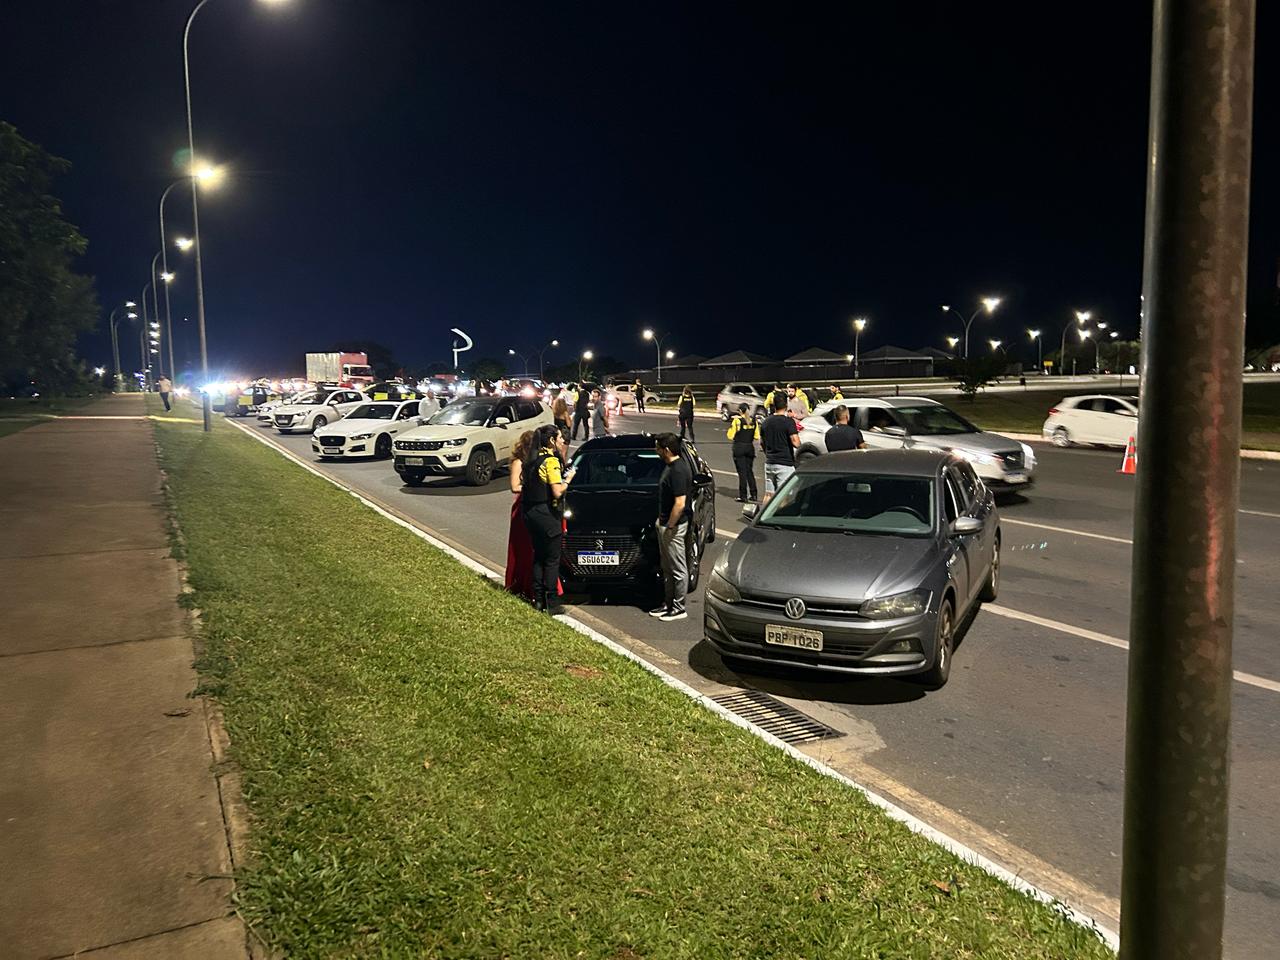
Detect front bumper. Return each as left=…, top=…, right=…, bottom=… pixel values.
left=704, top=594, right=936, bottom=676
left=393, top=452, right=467, bottom=476
left=312, top=437, right=370, bottom=457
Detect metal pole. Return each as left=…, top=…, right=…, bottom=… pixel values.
left=1120, top=2, right=1254, bottom=958
left=159, top=181, right=180, bottom=382
left=108, top=307, right=121, bottom=390
left=185, top=0, right=214, bottom=430
left=854, top=328, right=861, bottom=379
left=140, top=284, right=153, bottom=390
left=150, top=252, right=164, bottom=378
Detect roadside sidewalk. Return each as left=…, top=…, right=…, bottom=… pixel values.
left=0, top=395, right=246, bottom=959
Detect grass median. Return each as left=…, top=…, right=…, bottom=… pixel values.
left=154, top=414, right=1112, bottom=958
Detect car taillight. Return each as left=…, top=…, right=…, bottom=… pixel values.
left=1048, top=408, right=1059, bottom=415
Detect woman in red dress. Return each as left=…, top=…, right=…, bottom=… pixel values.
left=506, top=431, right=566, bottom=602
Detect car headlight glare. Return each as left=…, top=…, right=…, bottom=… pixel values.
left=707, top=570, right=741, bottom=604
left=445, top=437, right=467, bottom=446
left=860, top=589, right=929, bottom=620
left=350, top=433, right=372, bottom=441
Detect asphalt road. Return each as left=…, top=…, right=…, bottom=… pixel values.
left=235, top=408, right=1280, bottom=957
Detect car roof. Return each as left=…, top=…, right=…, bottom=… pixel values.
left=574, top=433, right=657, bottom=451
left=812, top=395, right=942, bottom=412
left=796, top=448, right=951, bottom=477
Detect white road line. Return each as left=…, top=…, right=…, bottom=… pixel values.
left=712, top=468, right=738, bottom=478
left=1241, top=508, right=1280, bottom=520
left=1001, top=518, right=1133, bottom=545
left=986, top=605, right=1280, bottom=694
left=715, top=528, right=740, bottom=540
left=220, top=416, right=1116, bottom=948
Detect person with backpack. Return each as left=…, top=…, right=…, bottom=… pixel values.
left=677, top=386, right=696, bottom=441
left=727, top=403, right=760, bottom=502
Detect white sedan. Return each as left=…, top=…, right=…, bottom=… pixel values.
left=271, top=389, right=367, bottom=434
left=1042, top=395, right=1139, bottom=448
left=311, top=399, right=425, bottom=459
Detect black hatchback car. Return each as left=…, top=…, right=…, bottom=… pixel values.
left=561, top=434, right=717, bottom=600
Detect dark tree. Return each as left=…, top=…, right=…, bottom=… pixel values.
left=332, top=339, right=399, bottom=380
left=0, top=122, right=99, bottom=393
left=469, top=356, right=506, bottom=381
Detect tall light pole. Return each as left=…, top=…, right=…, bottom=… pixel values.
left=183, top=0, right=285, bottom=428
left=1078, top=328, right=1094, bottom=374
left=1110, top=330, right=1121, bottom=377
left=942, top=296, right=1001, bottom=359
left=945, top=336, right=960, bottom=357
left=108, top=303, right=137, bottom=391
left=536, top=338, right=559, bottom=379
left=1028, top=329, right=1042, bottom=372
left=507, top=348, right=529, bottom=376
left=139, top=283, right=155, bottom=388
left=642, top=328, right=672, bottom=383
left=579, top=349, right=593, bottom=383
left=852, top=316, right=868, bottom=379
left=149, top=252, right=166, bottom=378
left=158, top=180, right=186, bottom=381
left=1061, top=309, right=1091, bottom=376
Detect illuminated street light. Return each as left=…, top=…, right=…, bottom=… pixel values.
left=1027, top=328, right=1043, bottom=372
left=579, top=349, right=593, bottom=382
left=533, top=338, right=559, bottom=379
left=989, top=339, right=1004, bottom=352
left=642, top=328, right=673, bottom=383
left=665, top=349, right=675, bottom=360
left=943, top=297, right=1002, bottom=358
left=175, top=237, right=194, bottom=251
left=852, top=316, right=869, bottom=379
left=945, top=336, right=960, bottom=358
left=1062, top=309, right=1092, bottom=377
left=507, top=347, right=529, bottom=376
left=160, top=271, right=175, bottom=283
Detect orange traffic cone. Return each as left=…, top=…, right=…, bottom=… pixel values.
left=1118, top=434, right=1137, bottom=475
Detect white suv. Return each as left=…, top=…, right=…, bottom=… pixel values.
left=271, top=389, right=366, bottom=434
left=1042, top=394, right=1139, bottom=448
left=392, top=395, right=552, bottom=486
left=716, top=382, right=770, bottom=420
left=797, top=396, right=1037, bottom=491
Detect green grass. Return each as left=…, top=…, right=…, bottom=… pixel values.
left=153, top=414, right=1113, bottom=959
left=0, top=396, right=93, bottom=437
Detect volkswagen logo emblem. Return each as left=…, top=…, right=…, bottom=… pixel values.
left=594, top=538, right=605, bottom=550
left=784, top=597, right=807, bottom=620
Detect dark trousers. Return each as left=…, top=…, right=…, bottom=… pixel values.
left=159, top=391, right=171, bottom=411
left=523, top=505, right=563, bottom=609
left=733, top=449, right=757, bottom=500
left=679, top=415, right=694, bottom=440
left=636, top=394, right=646, bottom=413
left=572, top=411, right=590, bottom=439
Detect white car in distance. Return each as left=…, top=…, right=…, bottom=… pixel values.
left=257, top=390, right=317, bottom=426
left=606, top=383, right=661, bottom=412
left=271, top=389, right=366, bottom=434
left=311, top=399, right=425, bottom=460
left=392, top=395, right=553, bottom=486
left=797, top=396, right=1037, bottom=491
left=716, top=382, right=769, bottom=420
left=1042, top=395, right=1139, bottom=448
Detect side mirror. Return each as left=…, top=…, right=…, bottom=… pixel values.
left=883, top=425, right=909, bottom=438
left=416, top=416, right=428, bottom=426
left=742, top=503, right=758, bottom=520
left=694, top=473, right=714, bottom=487
left=494, top=417, right=511, bottom=427
left=950, top=516, right=984, bottom=536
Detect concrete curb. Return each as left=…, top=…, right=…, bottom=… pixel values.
left=220, top=414, right=1119, bottom=951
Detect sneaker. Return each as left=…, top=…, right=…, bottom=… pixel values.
left=660, top=610, right=688, bottom=622
left=648, top=606, right=670, bottom=618
left=546, top=604, right=567, bottom=617
left=735, top=496, right=746, bottom=503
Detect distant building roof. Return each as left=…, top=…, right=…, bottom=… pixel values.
left=784, top=347, right=848, bottom=365
left=701, top=350, right=777, bottom=367
left=665, top=354, right=707, bottom=368
left=918, top=347, right=957, bottom=359
left=860, top=344, right=931, bottom=361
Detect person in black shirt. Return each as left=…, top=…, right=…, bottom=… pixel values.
left=726, top=403, right=759, bottom=502
left=652, top=433, right=693, bottom=621
left=759, top=392, right=799, bottom=504
left=572, top=384, right=591, bottom=440
left=824, top=404, right=866, bottom=452
left=633, top=378, right=646, bottom=413
left=677, top=387, right=695, bottom=440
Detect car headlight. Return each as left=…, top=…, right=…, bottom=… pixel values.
left=860, top=589, right=929, bottom=620
left=1020, top=441, right=1036, bottom=467
left=948, top=447, right=997, bottom=466
left=445, top=437, right=467, bottom=446
left=706, top=570, right=741, bottom=604
left=350, top=433, right=372, bottom=441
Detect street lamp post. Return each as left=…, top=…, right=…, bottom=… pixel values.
left=852, top=316, right=868, bottom=379
left=1028, top=329, right=1042, bottom=372
left=139, top=283, right=155, bottom=389
left=149, top=252, right=166, bottom=378
left=158, top=180, right=186, bottom=382
left=1061, top=310, right=1091, bottom=376
left=1078, top=328, right=1095, bottom=374
left=108, top=303, right=137, bottom=391
left=945, top=336, right=960, bottom=358
left=642, top=329, right=672, bottom=383
left=942, top=297, right=1001, bottom=359
left=579, top=350, right=593, bottom=383
left=535, top=338, right=559, bottom=379
left=507, top=348, right=529, bottom=376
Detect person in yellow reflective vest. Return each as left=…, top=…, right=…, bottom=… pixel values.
left=726, top=403, right=761, bottom=502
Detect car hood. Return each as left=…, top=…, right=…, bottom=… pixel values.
left=563, top=487, right=658, bottom=532
left=395, top=423, right=483, bottom=443
left=272, top=403, right=331, bottom=416
left=908, top=430, right=1020, bottom=454
left=722, top=527, right=938, bottom=604
left=317, top=418, right=391, bottom=436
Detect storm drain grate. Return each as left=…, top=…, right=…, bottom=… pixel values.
left=711, top=689, right=843, bottom=745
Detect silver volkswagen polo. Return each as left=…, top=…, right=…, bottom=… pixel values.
left=704, top=449, right=999, bottom=688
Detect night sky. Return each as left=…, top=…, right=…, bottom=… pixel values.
left=2, top=1, right=1277, bottom=379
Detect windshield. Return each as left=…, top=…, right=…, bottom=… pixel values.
left=427, top=399, right=495, bottom=427
left=569, top=448, right=666, bottom=488
left=345, top=365, right=373, bottom=377
left=892, top=405, right=978, bottom=436
left=756, top=472, right=934, bottom=536
left=346, top=404, right=396, bottom=420
left=297, top=392, right=336, bottom=405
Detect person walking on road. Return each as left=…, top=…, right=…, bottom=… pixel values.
left=572, top=385, right=591, bottom=440
left=727, top=403, right=759, bottom=502
left=760, top=392, right=800, bottom=504
left=633, top=378, right=646, bottom=413
left=823, top=404, right=867, bottom=452
left=651, top=433, right=692, bottom=622
left=677, top=386, right=696, bottom=441
left=156, top=375, right=173, bottom=412
left=521, top=424, right=574, bottom=614
left=552, top=395, right=572, bottom=444
left=590, top=388, right=610, bottom=438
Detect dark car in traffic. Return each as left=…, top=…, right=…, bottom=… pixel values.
left=562, top=434, right=717, bottom=601
left=704, top=449, right=999, bottom=688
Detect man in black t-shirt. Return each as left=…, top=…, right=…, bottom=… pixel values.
left=759, top=392, right=799, bottom=504
left=652, top=433, right=693, bottom=621
left=572, top=384, right=591, bottom=440
left=824, top=404, right=866, bottom=452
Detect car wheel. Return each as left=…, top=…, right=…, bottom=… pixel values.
left=754, top=406, right=765, bottom=419
left=919, top=598, right=955, bottom=689
left=687, top=530, right=702, bottom=590
left=375, top=435, right=392, bottom=459
left=978, top=534, right=1000, bottom=602
left=465, top=448, right=495, bottom=486
left=720, top=404, right=731, bottom=421
left=705, top=497, right=717, bottom=543
left=401, top=471, right=425, bottom=487
left=313, top=415, right=328, bottom=430
left=1052, top=426, right=1071, bottom=447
